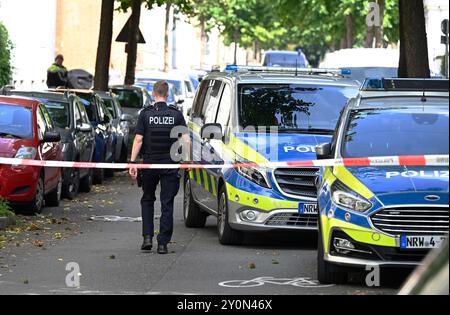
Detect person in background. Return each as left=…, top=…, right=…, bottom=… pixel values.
left=47, top=54, right=68, bottom=88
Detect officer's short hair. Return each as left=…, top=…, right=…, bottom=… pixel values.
left=55, top=54, right=64, bottom=62
left=153, top=80, right=169, bottom=97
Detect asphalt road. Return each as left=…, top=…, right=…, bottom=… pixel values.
left=0, top=172, right=407, bottom=295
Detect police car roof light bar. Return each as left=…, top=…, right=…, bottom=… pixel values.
left=225, top=65, right=352, bottom=76
left=362, top=78, right=450, bottom=92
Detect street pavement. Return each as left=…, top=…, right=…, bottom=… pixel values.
left=0, top=172, right=407, bottom=295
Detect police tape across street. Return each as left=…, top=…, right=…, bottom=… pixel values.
left=0, top=154, right=448, bottom=170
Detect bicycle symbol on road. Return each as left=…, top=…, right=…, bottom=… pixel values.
left=219, top=277, right=334, bottom=289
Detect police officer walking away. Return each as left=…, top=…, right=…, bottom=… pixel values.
left=129, top=80, right=189, bottom=254
left=47, top=54, right=68, bottom=88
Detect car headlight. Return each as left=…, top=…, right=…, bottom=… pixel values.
left=15, top=147, right=37, bottom=159
left=235, top=155, right=271, bottom=189
left=331, top=180, right=372, bottom=212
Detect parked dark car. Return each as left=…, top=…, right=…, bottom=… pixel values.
left=96, top=91, right=133, bottom=163
left=8, top=91, right=96, bottom=199
left=109, top=85, right=151, bottom=133
left=49, top=89, right=116, bottom=184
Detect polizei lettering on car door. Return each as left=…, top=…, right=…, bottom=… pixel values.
left=149, top=116, right=175, bottom=125
left=386, top=170, right=449, bottom=179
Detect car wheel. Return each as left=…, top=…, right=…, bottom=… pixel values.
left=119, top=144, right=128, bottom=164
left=62, top=168, right=80, bottom=200
left=317, top=216, right=348, bottom=285
left=217, top=186, right=244, bottom=246
left=26, top=176, right=45, bottom=215
left=46, top=175, right=62, bottom=208
left=79, top=169, right=93, bottom=193
left=183, top=177, right=207, bottom=228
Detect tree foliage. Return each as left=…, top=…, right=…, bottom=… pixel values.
left=0, top=22, right=13, bottom=87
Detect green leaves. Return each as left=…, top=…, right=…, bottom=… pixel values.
left=0, top=22, right=13, bottom=87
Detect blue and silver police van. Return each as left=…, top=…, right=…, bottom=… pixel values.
left=184, top=66, right=360, bottom=245
left=315, top=78, right=449, bottom=284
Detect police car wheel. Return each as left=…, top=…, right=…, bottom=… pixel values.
left=217, top=187, right=244, bottom=246
left=317, top=218, right=348, bottom=285
left=183, top=178, right=207, bottom=228
left=93, top=168, right=104, bottom=185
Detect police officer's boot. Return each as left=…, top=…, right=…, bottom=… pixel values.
left=141, top=236, right=153, bottom=251
left=157, top=244, right=168, bottom=255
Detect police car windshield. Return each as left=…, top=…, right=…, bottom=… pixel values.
left=0, top=104, right=33, bottom=140
left=42, top=100, right=70, bottom=128
left=342, top=100, right=449, bottom=158
left=238, top=84, right=358, bottom=132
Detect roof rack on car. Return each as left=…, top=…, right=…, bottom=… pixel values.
left=224, top=65, right=352, bottom=76
left=362, top=78, right=449, bottom=92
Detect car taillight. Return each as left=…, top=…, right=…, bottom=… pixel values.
left=15, top=147, right=37, bottom=159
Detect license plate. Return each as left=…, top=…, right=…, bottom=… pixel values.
left=400, top=235, right=448, bottom=249
left=299, top=203, right=318, bottom=215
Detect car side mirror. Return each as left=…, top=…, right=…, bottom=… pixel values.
left=316, top=143, right=332, bottom=160
left=42, top=131, right=61, bottom=143
left=177, top=98, right=185, bottom=105
left=121, top=114, right=133, bottom=122
left=201, top=123, right=223, bottom=140
left=77, top=123, right=92, bottom=132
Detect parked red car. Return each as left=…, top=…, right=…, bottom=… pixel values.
left=0, top=96, right=63, bottom=214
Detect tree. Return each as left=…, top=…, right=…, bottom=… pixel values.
left=398, top=0, right=430, bottom=78
left=0, top=22, right=13, bottom=87
left=124, top=0, right=142, bottom=85
left=94, top=0, right=115, bottom=91
left=163, top=3, right=172, bottom=72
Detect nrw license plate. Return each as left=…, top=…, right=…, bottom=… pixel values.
left=299, top=203, right=318, bottom=215
left=400, top=235, right=448, bottom=249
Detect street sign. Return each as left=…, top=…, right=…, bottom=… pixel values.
left=116, top=16, right=146, bottom=44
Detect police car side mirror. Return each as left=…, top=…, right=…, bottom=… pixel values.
left=201, top=123, right=223, bottom=140
left=316, top=143, right=332, bottom=160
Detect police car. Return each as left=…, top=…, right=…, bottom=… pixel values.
left=183, top=65, right=360, bottom=245
left=315, top=78, right=449, bottom=284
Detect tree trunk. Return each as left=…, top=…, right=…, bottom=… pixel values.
left=163, top=3, right=171, bottom=73
left=398, top=0, right=430, bottom=78
left=375, top=0, right=385, bottom=48
left=346, top=14, right=354, bottom=49
left=233, top=32, right=239, bottom=65
left=94, top=0, right=114, bottom=91
left=199, top=18, right=207, bottom=70
left=365, top=0, right=385, bottom=48
left=124, top=0, right=141, bottom=85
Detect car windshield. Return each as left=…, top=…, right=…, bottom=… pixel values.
left=42, top=100, right=70, bottom=128
left=347, top=67, right=398, bottom=84
left=0, top=104, right=33, bottom=139
left=238, top=84, right=358, bottom=133
left=135, top=83, right=176, bottom=104
left=264, top=53, right=308, bottom=68
left=112, top=89, right=143, bottom=109
left=136, top=78, right=182, bottom=95
left=342, top=100, right=449, bottom=158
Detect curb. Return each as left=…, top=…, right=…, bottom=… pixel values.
left=0, top=216, right=16, bottom=230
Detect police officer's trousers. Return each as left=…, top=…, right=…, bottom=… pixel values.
left=141, top=167, right=180, bottom=245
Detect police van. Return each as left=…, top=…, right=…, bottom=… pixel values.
left=315, top=78, right=449, bottom=284
left=183, top=66, right=360, bottom=245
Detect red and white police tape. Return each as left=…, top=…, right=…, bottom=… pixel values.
left=0, top=155, right=448, bottom=170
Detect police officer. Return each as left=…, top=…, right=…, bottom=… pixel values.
left=129, top=80, right=189, bottom=254
left=47, top=54, right=68, bottom=88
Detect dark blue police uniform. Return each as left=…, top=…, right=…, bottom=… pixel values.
left=135, top=102, right=186, bottom=246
